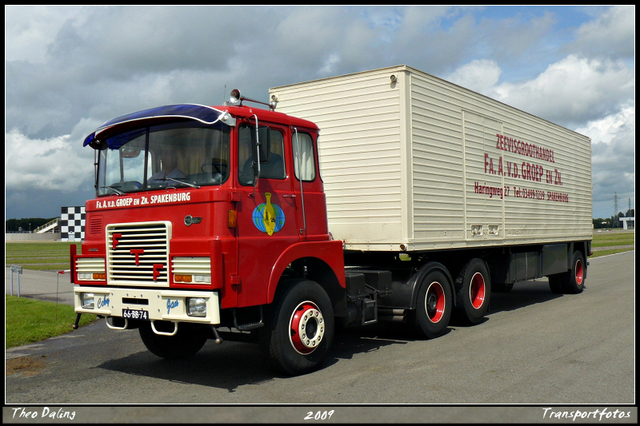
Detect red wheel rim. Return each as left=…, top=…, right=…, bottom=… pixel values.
left=575, top=259, right=584, bottom=285
left=469, top=272, right=486, bottom=309
left=289, top=301, right=325, bottom=355
left=425, top=281, right=445, bottom=323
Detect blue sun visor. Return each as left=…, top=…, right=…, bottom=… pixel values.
left=83, top=104, right=234, bottom=149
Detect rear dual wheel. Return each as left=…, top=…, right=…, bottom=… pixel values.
left=414, top=269, right=453, bottom=339
left=454, top=258, right=491, bottom=324
left=549, top=250, right=586, bottom=294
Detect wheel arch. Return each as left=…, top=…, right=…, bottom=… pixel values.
left=267, top=240, right=345, bottom=311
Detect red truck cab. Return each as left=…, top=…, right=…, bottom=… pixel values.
left=72, top=96, right=345, bottom=375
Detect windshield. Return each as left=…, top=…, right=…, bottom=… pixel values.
left=96, top=121, right=230, bottom=196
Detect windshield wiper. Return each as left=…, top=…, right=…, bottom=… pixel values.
left=166, top=177, right=200, bottom=189
left=101, top=185, right=125, bottom=195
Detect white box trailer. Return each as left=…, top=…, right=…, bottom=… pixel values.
left=270, top=65, right=592, bottom=252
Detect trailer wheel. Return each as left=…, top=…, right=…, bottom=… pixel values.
left=549, top=251, right=585, bottom=294
left=548, top=275, right=564, bottom=294
left=260, top=279, right=334, bottom=376
left=454, top=259, right=491, bottom=324
left=413, top=269, right=452, bottom=339
left=139, top=322, right=208, bottom=360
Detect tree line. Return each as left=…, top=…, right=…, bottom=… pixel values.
left=593, top=209, right=635, bottom=229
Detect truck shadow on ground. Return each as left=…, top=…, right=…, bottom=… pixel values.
left=97, top=280, right=564, bottom=392
left=484, top=279, right=564, bottom=317
left=98, top=341, right=278, bottom=393
left=96, top=325, right=413, bottom=393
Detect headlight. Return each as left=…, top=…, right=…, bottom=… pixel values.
left=81, top=293, right=95, bottom=309
left=187, top=298, right=207, bottom=317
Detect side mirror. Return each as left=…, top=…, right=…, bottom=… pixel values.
left=251, top=126, right=271, bottom=184
left=251, top=126, right=271, bottom=164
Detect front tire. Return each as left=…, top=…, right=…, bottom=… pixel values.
left=260, top=279, right=334, bottom=376
left=139, top=322, right=208, bottom=360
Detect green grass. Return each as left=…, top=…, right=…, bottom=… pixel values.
left=6, top=295, right=97, bottom=348
left=5, top=243, right=90, bottom=349
left=6, top=242, right=78, bottom=271
left=591, top=231, right=634, bottom=247
left=591, top=230, right=635, bottom=257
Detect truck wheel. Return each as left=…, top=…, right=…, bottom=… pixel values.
left=454, top=258, right=491, bottom=324
left=549, top=251, right=586, bottom=294
left=565, top=251, right=586, bottom=294
left=548, top=275, right=564, bottom=294
left=413, top=269, right=452, bottom=339
left=139, top=322, right=207, bottom=360
left=260, top=279, right=334, bottom=376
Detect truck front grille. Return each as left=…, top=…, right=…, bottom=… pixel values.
left=106, top=221, right=171, bottom=287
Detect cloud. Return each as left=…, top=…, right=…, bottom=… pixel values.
left=569, top=6, right=634, bottom=60
left=480, top=9, right=558, bottom=60
left=5, top=5, right=87, bottom=63
left=578, top=103, right=635, bottom=214
left=487, top=55, right=634, bottom=126
left=45, top=6, right=250, bottom=77
left=576, top=101, right=635, bottom=145
left=4, top=5, right=635, bottom=220
left=446, top=59, right=502, bottom=93
left=5, top=128, right=93, bottom=192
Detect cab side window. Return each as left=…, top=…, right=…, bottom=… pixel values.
left=238, top=125, right=286, bottom=185
left=292, top=132, right=316, bottom=182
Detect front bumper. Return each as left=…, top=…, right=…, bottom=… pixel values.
left=74, top=286, right=220, bottom=325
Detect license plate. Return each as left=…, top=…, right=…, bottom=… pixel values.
left=122, top=308, right=150, bottom=321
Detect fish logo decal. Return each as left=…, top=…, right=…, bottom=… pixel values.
left=252, top=192, right=285, bottom=235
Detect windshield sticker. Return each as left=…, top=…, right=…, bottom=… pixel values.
left=252, top=192, right=285, bottom=236
left=96, top=192, right=191, bottom=209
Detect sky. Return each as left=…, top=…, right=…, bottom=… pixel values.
left=5, top=5, right=635, bottom=221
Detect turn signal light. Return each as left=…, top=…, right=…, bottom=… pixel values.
left=174, top=274, right=193, bottom=283
left=228, top=209, right=237, bottom=228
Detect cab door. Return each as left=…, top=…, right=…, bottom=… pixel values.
left=235, top=122, right=299, bottom=308
left=291, top=128, right=328, bottom=241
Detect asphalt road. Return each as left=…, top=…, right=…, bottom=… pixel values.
left=4, top=251, right=636, bottom=423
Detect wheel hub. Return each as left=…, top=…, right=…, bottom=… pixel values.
left=289, top=301, right=325, bottom=355
left=425, top=281, right=445, bottom=323
left=469, top=272, right=486, bottom=309
left=575, top=259, right=584, bottom=285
